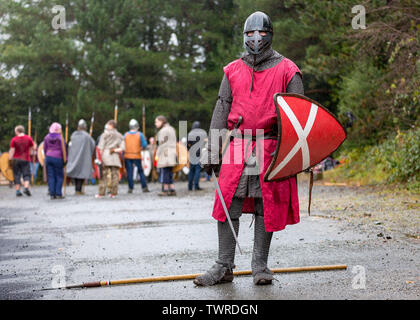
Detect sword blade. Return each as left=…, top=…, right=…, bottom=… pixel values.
left=212, top=169, right=242, bottom=255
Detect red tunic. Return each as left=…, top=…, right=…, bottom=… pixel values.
left=10, top=135, right=34, bottom=162
left=212, top=57, right=301, bottom=232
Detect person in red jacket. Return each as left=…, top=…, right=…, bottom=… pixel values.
left=195, top=11, right=304, bottom=286
left=9, top=125, right=34, bottom=197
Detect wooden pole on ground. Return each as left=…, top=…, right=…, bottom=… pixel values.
left=42, top=264, right=347, bottom=290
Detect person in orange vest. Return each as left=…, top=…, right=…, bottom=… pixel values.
left=124, top=119, right=149, bottom=193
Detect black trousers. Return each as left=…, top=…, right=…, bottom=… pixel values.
left=12, top=159, right=31, bottom=185
left=74, top=178, right=84, bottom=192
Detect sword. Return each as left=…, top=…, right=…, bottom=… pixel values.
left=212, top=116, right=243, bottom=255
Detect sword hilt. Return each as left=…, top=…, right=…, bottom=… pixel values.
left=221, top=116, right=243, bottom=158
left=233, top=116, right=243, bottom=132
left=228, top=116, right=243, bottom=143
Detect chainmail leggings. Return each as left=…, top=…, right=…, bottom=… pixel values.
left=216, top=197, right=273, bottom=273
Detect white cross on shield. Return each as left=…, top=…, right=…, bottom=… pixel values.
left=267, top=96, right=318, bottom=181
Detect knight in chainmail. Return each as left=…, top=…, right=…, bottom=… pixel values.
left=195, top=12, right=304, bottom=286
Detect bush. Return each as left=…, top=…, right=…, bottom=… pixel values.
left=386, top=129, right=420, bottom=188
left=327, top=128, right=420, bottom=192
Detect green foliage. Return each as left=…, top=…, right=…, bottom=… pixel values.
left=0, top=0, right=241, bottom=145
left=330, top=128, right=420, bottom=192
left=0, top=0, right=418, bottom=189
left=337, top=60, right=386, bottom=144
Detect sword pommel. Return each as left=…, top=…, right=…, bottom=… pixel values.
left=235, top=116, right=243, bottom=129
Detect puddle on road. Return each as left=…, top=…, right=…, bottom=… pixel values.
left=7, top=219, right=211, bottom=236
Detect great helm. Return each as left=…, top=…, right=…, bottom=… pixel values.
left=243, top=11, right=273, bottom=55
left=129, top=119, right=139, bottom=130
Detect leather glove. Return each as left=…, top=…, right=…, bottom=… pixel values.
left=200, top=146, right=219, bottom=175
left=202, top=163, right=219, bottom=176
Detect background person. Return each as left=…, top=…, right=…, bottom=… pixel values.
left=155, top=115, right=177, bottom=196
left=96, top=120, right=124, bottom=198
left=123, top=119, right=149, bottom=193
left=30, top=144, right=39, bottom=184
left=147, top=136, right=158, bottom=182
left=43, top=122, right=67, bottom=199
left=187, top=121, right=207, bottom=191
left=66, top=119, right=96, bottom=195
left=9, top=125, right=34, bottom=197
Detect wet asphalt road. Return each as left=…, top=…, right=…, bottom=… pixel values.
left=0, top=181, right=419, bottom=300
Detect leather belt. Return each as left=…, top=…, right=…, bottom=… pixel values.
left=232, top=132, right=278, bottom=141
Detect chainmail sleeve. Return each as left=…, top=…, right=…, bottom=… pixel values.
left=202, top=74, right=233, bottom=165
left=286, top=73, right=304, bottom=95
left=210, top=75, right=232, bottom=130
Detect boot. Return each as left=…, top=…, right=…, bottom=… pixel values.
left=251, top=215, right=274, bottom=285
left=193, top=263, right=234, bottom=286
left=194, top=219, right=239, bottom=286
left=23, top=188, right=31, bottom=196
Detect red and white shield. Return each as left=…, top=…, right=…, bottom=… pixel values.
left=264, top=93, right=346, bottom=182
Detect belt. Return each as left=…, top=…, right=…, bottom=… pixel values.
left=232, top=132, right=278, bottom=141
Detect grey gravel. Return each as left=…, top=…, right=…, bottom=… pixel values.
left=0, top=179, right=419, bottom=300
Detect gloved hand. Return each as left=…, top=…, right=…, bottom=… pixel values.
left=202, top=163, right=219, bottom=176
left=94, top=159, right=102, bottom=166
left=200, top=147, right=219, bottom=175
